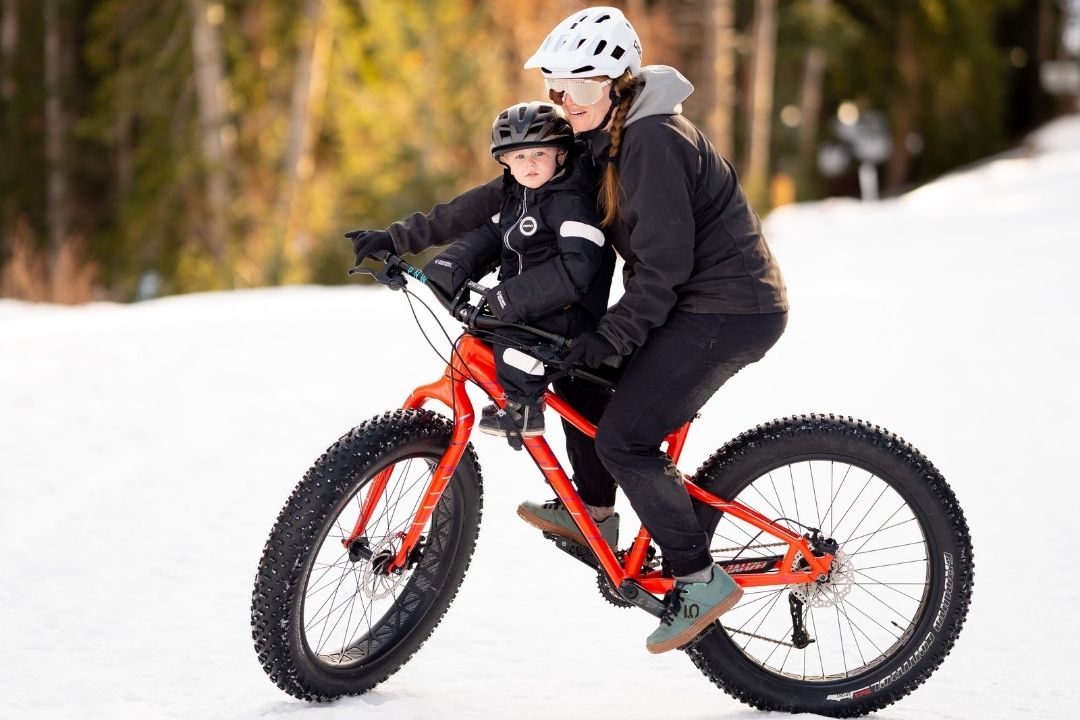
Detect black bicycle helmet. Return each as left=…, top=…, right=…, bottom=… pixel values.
left=490, top=101, right=574, bottom=159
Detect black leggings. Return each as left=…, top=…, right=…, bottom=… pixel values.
left=553, top=309, right=787, bottom=576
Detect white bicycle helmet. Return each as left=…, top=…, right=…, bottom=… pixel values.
left=524, top=6, right=642, bottom=79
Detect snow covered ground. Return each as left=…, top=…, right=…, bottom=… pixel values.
left=2, top=115, right=1079, bottom=719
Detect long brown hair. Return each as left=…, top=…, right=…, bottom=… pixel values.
left=599, top=71, right=640, bottom=227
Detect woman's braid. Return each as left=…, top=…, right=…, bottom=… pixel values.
left=600, top=72, right=640, bottom=227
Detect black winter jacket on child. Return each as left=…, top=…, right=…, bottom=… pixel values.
left=415, top=152, right=614, bottom=323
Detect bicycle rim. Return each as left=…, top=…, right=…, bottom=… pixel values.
left=715, top=457, right=931, bottom=681
left=300, top=453, right=446, bottom=669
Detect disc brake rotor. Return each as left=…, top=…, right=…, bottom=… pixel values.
left=791, top=548, right=853, bottom=608
left=358, top=536, right=407, bottom=600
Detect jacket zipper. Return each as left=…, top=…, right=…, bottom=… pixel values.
left=503, top=190, right=529, bottom=275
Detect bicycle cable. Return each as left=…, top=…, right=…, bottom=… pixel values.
left=398, top=285, right=559, bottom=417
left=717, top=516, right=821, bottom=562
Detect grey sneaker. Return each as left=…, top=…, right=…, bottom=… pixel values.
left=645, top=565, right=743, bottom=654
left=517, top=498, right=619, bottom=549
left=478, top=400, right=545, bottom=437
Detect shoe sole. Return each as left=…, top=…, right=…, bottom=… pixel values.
left=646, top=585, right=745, bottom=655
left=478, top=425, right=544, bottom=438
left=516, top=505, right=589, bottom=545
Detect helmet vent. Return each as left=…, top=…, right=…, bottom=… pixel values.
left=595, top=14, right=611, bottom=22
left=611, top=46, right=625, bottom=60
left=570, top=65, right=595, bottom=74
left=594, top=40, right=607, bottom=55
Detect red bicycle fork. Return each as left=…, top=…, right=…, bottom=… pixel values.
left=344, top=336, right=833, bottom=592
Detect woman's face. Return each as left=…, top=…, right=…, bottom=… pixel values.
left=555, top=76, right=614, bottom=133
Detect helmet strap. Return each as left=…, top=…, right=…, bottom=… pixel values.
left=579, top=84, right=623, bottom=142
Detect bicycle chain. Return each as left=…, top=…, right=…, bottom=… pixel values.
left=712, top=541, right=814, bottom=648
left=722, top=625, right=802, bottom=648
left=712, top=541, right=788, bottom=554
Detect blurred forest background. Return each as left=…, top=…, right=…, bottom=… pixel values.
left=1, top=0, right=1077, bottom=302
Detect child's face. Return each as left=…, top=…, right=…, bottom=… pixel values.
left=501, top=147, right=566, bottom=189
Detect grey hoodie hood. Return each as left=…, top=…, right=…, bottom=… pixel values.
left=625, top=65, right=694, bottom=126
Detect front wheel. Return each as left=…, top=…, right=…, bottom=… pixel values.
left=688, top=414, right=973, bottom=717
left=250, top=408, right=483, bottom=700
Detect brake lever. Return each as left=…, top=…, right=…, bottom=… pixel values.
left=347, top=257, right=406, bottom=290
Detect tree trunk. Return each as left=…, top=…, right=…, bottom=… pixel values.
left=745, top=0, right=777, bottom=209
left=273, top=0, right=330, bottom=282
left=44, top=0, right=69, bottom=254
left=703, top=0, right=736, bottom=160
left=1, top=0, right=17, bottom=243
left=187, top=0, right=233, bottom=268
left=1, top=0, right=15, bottom=102
left=796, top=0, right=829, bottom=199
left=885, top=8, right=918, bottom=193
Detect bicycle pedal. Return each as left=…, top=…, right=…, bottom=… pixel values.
left=542, top=531, right=599, bottom=570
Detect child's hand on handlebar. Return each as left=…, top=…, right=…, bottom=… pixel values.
left=422, top=257, right=471, bottom=299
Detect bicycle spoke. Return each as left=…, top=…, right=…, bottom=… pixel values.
left=840, top=482, right=891, bottom=548
left=299, top=451, right=446, bottom=666
left=853, top=569, right=926, bottom=603
left=809, top=462, right=823, bottom=529
left=788, top=464, right=802, bottom=530
left=835, top=607, right=848, bottom=678
left=821, top=462, right=854, bottom=537
left=842, top=516, right=918, bottom=546
left=830, top=472, right=874, bottom=538
left=809, top=608, right=825, bottom=678
left=714, top=457, right=931, bottom=682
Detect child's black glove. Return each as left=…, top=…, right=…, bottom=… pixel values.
left=345, top=229, right=394, bottom=263
left=422, top=257, right=470, bottom=300
left=561, top=331, right=617, bottom=369
left=485, top=284, right=523, bottom=323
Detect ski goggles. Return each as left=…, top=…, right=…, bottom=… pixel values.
left=544, top=77, right=612, bottom=107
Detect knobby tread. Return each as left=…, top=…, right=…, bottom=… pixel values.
left=250, top=408, right=483, bottom=701
left=685, top=413, right=974, bottom=717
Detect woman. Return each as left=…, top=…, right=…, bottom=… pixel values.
left=348, top=6, right=787, bottom=655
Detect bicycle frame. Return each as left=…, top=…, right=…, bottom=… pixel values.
left=344, top=332, right=834, bottom=597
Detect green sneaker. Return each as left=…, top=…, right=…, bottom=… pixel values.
left=646, top=565, right=743, bottom=654
left=516, top=499, right=619, bottom=549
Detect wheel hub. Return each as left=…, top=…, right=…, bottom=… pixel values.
left=358, top=538, right=406, bottom=600
left=792, top=548, right=854, bottom=608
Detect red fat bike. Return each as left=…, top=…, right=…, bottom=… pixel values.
left=251, top=252, right=973, bottom=716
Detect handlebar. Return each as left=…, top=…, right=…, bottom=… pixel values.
left=348, top=251, right=572, bottom=349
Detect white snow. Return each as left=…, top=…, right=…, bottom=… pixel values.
left=3, top=115, right=1080, bottom=719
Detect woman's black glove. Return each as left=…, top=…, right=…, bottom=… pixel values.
left=561, top=331, right=617, bottom=369
left=345, top=229, right=394, bottom=263
left=422, top=256, right=471, bottom=301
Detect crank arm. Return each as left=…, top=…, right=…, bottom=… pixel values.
left=616, top=580, right=668, bottom=618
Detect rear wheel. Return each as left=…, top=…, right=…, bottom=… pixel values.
left=688, top=414, right=972, bottom=716
left=251, top=408, right=482, bottom=700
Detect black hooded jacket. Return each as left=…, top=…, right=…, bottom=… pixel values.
left=582, top=66, right=788, bottom=354
left=385, top=66, right=786, bottom=353
left=391, top=148, right=614, bottom=322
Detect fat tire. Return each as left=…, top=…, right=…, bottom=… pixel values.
left=250, top=408, right=482, bottom=701
left=687, top=414, right=973, bottom=717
